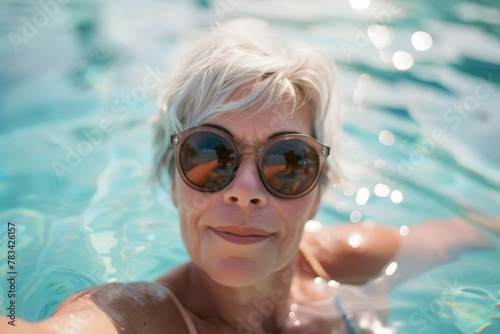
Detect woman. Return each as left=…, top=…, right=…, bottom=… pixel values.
left=4, top=18, right=494, bottom=334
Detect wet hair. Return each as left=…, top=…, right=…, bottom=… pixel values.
left=152, top=18, right=342, bottom=190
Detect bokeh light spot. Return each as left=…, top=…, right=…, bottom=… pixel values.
left=412, top=31, right=433, bottom=51
left=392, top=51, right=414, bottom=70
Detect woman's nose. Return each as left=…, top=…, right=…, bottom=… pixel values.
left=223, top=157, right=268, bottom=207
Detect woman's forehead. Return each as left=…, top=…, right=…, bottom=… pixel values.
left=209, top=102, right=314, bottom=143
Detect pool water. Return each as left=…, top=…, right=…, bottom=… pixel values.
left=0, top=0, right=499, bottom=333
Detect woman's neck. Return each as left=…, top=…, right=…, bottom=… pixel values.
left=188, top=261, right=297, bottom=333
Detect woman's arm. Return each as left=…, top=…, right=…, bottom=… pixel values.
left=302, top=217, right=496, bottom=286
left=0, top=292, right=119, bottom=334
left=388, top=217, right=495, bottom=286
left=1, top=282, right=193, bottom=334
left=301, top=223, right=400, bottom=285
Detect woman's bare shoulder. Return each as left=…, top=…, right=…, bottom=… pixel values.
left=300, top=217, right=496, bottom=288
left=299, top=223, right=400, bottom=285
left=11, top=281, right=194, bottom=334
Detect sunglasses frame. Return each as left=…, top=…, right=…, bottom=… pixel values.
left=171, top=126, right=330, bottom=199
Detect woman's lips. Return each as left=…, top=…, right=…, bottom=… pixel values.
left=209, top=227, right=272, bottom=245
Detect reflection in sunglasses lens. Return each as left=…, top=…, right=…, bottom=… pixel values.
left=181, top=133, right=236, bottom=189
left=263, top=140, right=319, bottom=195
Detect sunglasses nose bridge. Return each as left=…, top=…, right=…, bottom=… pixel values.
left=239, top=144, right=259, bottom=158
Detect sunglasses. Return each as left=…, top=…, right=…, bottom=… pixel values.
left=170, top=125, right=330, bottom=199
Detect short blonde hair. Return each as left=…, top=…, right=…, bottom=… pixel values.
left=152, top=18, right=342, bottom=189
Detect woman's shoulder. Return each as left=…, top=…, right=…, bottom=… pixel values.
left=299, top=223, right=400, bottom=285
left=41, top=281, right=195, bottom=334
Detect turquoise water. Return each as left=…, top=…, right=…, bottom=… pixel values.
left=0, top=0, right=499, bottom=332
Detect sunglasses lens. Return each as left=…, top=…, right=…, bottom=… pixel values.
left=262, top=139, right=320, bottom=196
left=179, top=132, right=236, bottom=190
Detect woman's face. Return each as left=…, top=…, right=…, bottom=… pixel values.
left=171, top=100, right=322, bottom=287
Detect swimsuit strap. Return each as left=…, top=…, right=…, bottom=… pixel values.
left=164, top=285, right=198, bottom=334
left=334, top=298, right=360, bottom=334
